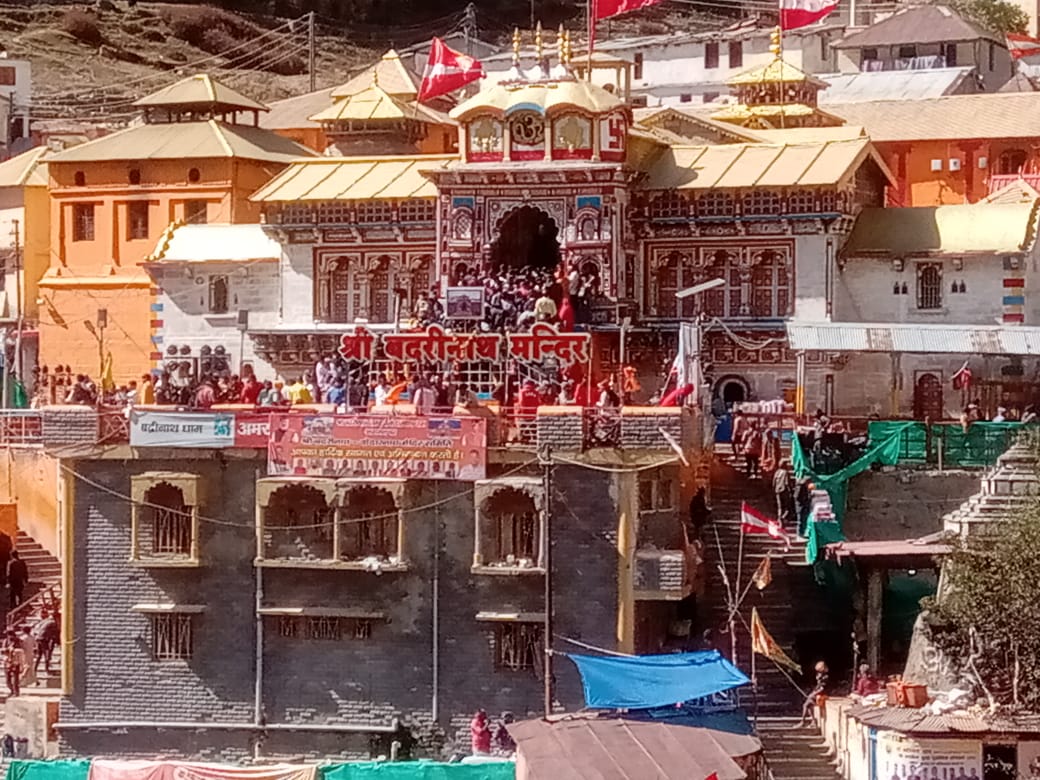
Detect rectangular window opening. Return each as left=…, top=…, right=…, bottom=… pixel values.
left=128, top=201, right=149, bottom=240
left=704, top=41, right=719, bottom=69
left=72, top=204, right=95, bottom=242
left=494, top=622, right=543, bottom=673
left=184, top=200, right=208, bottom=225
left=152, top=613, right=193, bottom=661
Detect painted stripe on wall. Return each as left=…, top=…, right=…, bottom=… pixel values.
left=1003, top=295, right=1026, bottom=306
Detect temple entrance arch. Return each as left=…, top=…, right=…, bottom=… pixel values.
left=490, top=205, right=561, bottom=273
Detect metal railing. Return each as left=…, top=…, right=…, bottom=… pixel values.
left=0, top=410, right=43, bottom=445
left=6, top=582, right=60, bottom=631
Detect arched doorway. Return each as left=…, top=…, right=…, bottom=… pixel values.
left=490, top=206, right=561, bottom=272
left=715, top=375, right=749, bottom=407
left=913, top=372, right=943, bottom=420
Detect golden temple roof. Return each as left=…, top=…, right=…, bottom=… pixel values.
left=726, top=58, right=829, bottom=88
left=450, top=78, right=625, bottom=121
left=710, top=103, right=842, bottom=123
left=250, top=154, right=456, bottom=202
left=309, top=83, right=450, bottom=125
left=0, top=146, right=50, bottom=188
left=331, top=50, right=421, bottom=100
left=641, top=138, right=892, bottom=191
left=133, top=74, right=268, bottom=113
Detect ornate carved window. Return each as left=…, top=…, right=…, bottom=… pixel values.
left=399, top=199, right=435, bottom=223
left=551, top=114, right=593, bottom=159
left=356, top=201, right=393, bottom=224
left=316, top=202, right=351, bottom=224
left=744, top=190, right=781, bottom=216
left=317, top=253, right=411, bottom=324
left=653, top=251, right=685, bottom=318
left=509, top=110, right=546, bottom=160
left=787, top=190, right=817, bottom=214
left=468, top=116, right=504, bottom=160
left=280, top=204, right=315, bottom=225
left=473, top=479, right=544, bottom=572
left=916, top=263, right=943, bottom=310
left=649, top=191, right=690, bottom=220
left=697, top=192, right=734, bottom=217
left=340, top=485, right=400, bottom=561
left=750, top=249, right=792, bottom=318
left=819, top=191, right=837, bottom=212
left=130, top=473, right=202, bottom=565
left=258, top=481, right=336, bottom=562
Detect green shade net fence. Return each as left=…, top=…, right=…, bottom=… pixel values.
left=320, top=762, right=514, bottom=780
left=5, top=761, right=91, bottom=780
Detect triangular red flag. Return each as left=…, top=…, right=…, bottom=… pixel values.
left=705, top=774, right=719, bottom=780
left=779, top=0, right=839, bottom=30
left=417, top=37, right=484, bottom=103
left=595, top=0, right=666, bottom=19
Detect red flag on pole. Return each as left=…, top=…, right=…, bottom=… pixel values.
left=1008, top=32, right=1040, bottom=59
left=740, top=502, right=791, bottom=549
left=417, top=37, right=485, bottom=103
left=705, top=774, right=719, bottom=780
left=595, top=0, right=666, bottom=19
left=779, top=0, right=839, bottom=30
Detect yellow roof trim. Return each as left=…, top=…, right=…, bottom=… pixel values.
left=250, top=154, right=457, bottom=202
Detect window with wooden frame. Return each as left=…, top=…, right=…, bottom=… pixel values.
left=152, top=613, right=194, bottom=661
left=340, top=486, right=399, bottom=560
left=184, top=199, right=208, bottom=225
left=728, top=40, right=743, bottom=68
left=130, top=474, right=201, bottom=564
left=208, top=274, right=229, bottom=314
left=916, top=263, right=943, bottom=310
left=72, top=203, right=95, bottom=242
left=494, top=622, right=543, bottom=673
left=128, top=201, right=149, bottom=240
left=704, top=41, right=719, bottom=69
left=398, top=199, right=435, bottom=223
left=474, top=484, right=543, bottom=570
left=638, top=471, right=676, bottom=513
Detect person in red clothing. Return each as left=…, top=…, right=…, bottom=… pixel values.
left=515, top=379, right=541, bottom=443
left=470, top=709, right=491, bottom=755
left=240, top=374, right=262, bottom=405
left=557, top=294, right=575, bottom=332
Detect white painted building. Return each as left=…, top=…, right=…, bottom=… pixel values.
left=481, top=22, right=842, bottom=108
left=0, top=58, right=32, bottom=154
left=145, top=223, right=281, bottom=376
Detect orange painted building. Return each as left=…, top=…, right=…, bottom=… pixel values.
left=830, top=93, right=1040, bottom=206
left=39, top=75, right=313, bottom=383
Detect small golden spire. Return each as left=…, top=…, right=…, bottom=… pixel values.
left=512, top=27, right=521, bottom=66
left=557, top=23, right=566, bottom=66
left=769, top=25, right=782, bottom=58
left=535, top=21, right=544, bottom=63
left=564, top=29, right=573, bottom=65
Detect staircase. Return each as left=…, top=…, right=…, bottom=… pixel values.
left=701, top=452, right=820, bottom=714
left=756, top=716, right=842, bottom=780
left=4, top=531, right=63, bottom=692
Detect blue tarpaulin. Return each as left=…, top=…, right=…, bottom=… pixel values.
left=566, top=651, right=751, bottom=709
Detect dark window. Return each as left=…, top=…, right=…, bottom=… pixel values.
left=916, top=263, right=943, bottom=310
left=208, top=275, right=229, bottom=314
left=144, top=483, right=191, bottom=555
left=187, top=168, right=201, bottom=184
left=633, top=52, right=644, bottom=80
left=152, top=613, right=193, bottom=661
left=73, top=171, right=86, bottom=187
left=631, top=95, right=648, bottom=107
left=679, top=93, right=692, bottom=103
left=898, top=45, right=916, bottom=59
left=705, top=41, right=719, bottom=69
left=728, top=40, right=743, bottom=68
left=0, top=67, right=15, bottom=86
left=494, top=622, right=543, bottom=672
left=702, top=91, right=720, bottom=103
left=72, top=204, right=94, bottom=242
left=128, top=169, right=141, bottom=185
left=989, top=42, right=996, bottom=70
left=943, top=42, right=957, bottom=66
left=128, top=201, right=149, bottom=240
left=862, top=47, right=878, bottom=61
left=998, top=149, right=1028, bottom=175
left=184, top=200, right=207, bottom=224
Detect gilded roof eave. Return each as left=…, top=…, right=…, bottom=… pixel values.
left=450, top=79, right=627, bottom=121
left=727, top=58, right=829, bottom=88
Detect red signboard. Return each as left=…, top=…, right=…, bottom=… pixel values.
left=267, top=413, right=487, bottom=481
left=234, top=413, right=271, bottom=448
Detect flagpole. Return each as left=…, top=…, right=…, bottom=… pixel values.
left=732, top=527, right=744, bottom=666
left=587, top=0, right=595, bottom=78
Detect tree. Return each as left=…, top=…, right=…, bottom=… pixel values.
left=923, top=503, right=1040, bottom=710
left=948, top=0, right=1029, bottom=36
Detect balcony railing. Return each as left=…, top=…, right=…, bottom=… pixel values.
left=0, top=411, right=43, bottom=445
left=988, top=173, right=1040, bottom=196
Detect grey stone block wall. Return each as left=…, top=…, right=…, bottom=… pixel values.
left=620, top=411, right=682, bottom=449
left=535, top=410, right=585, bottom=452
left=41, top=407, right=99, bottom=448
left=60, top=455, right=620, bottom=761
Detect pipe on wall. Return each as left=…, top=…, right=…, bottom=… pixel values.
left=55, top=720, right=400, bottom=734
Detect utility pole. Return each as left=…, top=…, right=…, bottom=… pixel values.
left=463, top=3, right=477, bottom=57
left=11, top=219, right=22, bottom=386
left=542, top=445, right=554, bottom=718
left=308, top=11, right=316, bottom=93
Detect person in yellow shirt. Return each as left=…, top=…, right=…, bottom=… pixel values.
left=140, top=374, right=155, bottom=405
left=287, top=378, right=313, bottom=405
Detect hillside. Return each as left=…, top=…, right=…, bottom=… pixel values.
left=0, top=1, right=744, bottom=122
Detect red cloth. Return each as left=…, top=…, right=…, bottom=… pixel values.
left=779, top=0, right=838, bottom=29
left=595, top=0, right=665, bottom=19
left=418, top=38, right=484, bottom=102
left=558, top=296, right=575, bottom=332
left=240, top=379, right=261, bottom=405
left=517, top=386, right=540, bottom=420
left=470, top=715, right=492, bottom=754
left=659, top=383, right=693, bottom=407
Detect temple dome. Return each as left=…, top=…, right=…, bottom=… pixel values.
left=450, top=78, right=625, bottom=122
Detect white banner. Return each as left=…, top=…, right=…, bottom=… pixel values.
left=130, top=411, right=234, bottom=448
left=874, top=731, right=981, bottom=780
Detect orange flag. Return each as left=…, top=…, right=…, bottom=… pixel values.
left=751, top=607, right=801, bottom=674
left=752, top=554, right=772, bottom=591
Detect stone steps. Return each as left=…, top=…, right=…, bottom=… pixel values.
left=756, top=716, right=843, bottom=780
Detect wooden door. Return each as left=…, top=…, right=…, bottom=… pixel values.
left=913, top=372, right=944, bottom=420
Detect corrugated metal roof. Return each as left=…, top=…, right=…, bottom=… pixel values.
left=509, top=715, right=753, bottom=780
left=844, top=203, right=1039, bottom=256
left=827, top=93, right=1040, bottom=142
left=261, top=87, right=335, bottom=130
left=0, top=146, right=49, bottom=188
left=846, top=702, right=1040, bottom=735
left=309, top=85, right=451, bottom=125
left=641, top=139, right=888, bottom=191
left=817, top=68, right=972, bottom=105
left=787, top=322, right=1040, bottom=355
left=249, top=154, right=455, bottom=202
left=749, top=126, right=868, bottom=143
left=133, top=74, right=268, bottom=112
left=146, top=223, right=281, bottom=263
left=47, top=120, right=315, bottom=164
left=833, top=5, right=1002, bottom=48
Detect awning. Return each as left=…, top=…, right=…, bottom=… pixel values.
left=787, top=321, right=1040, bottom=355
